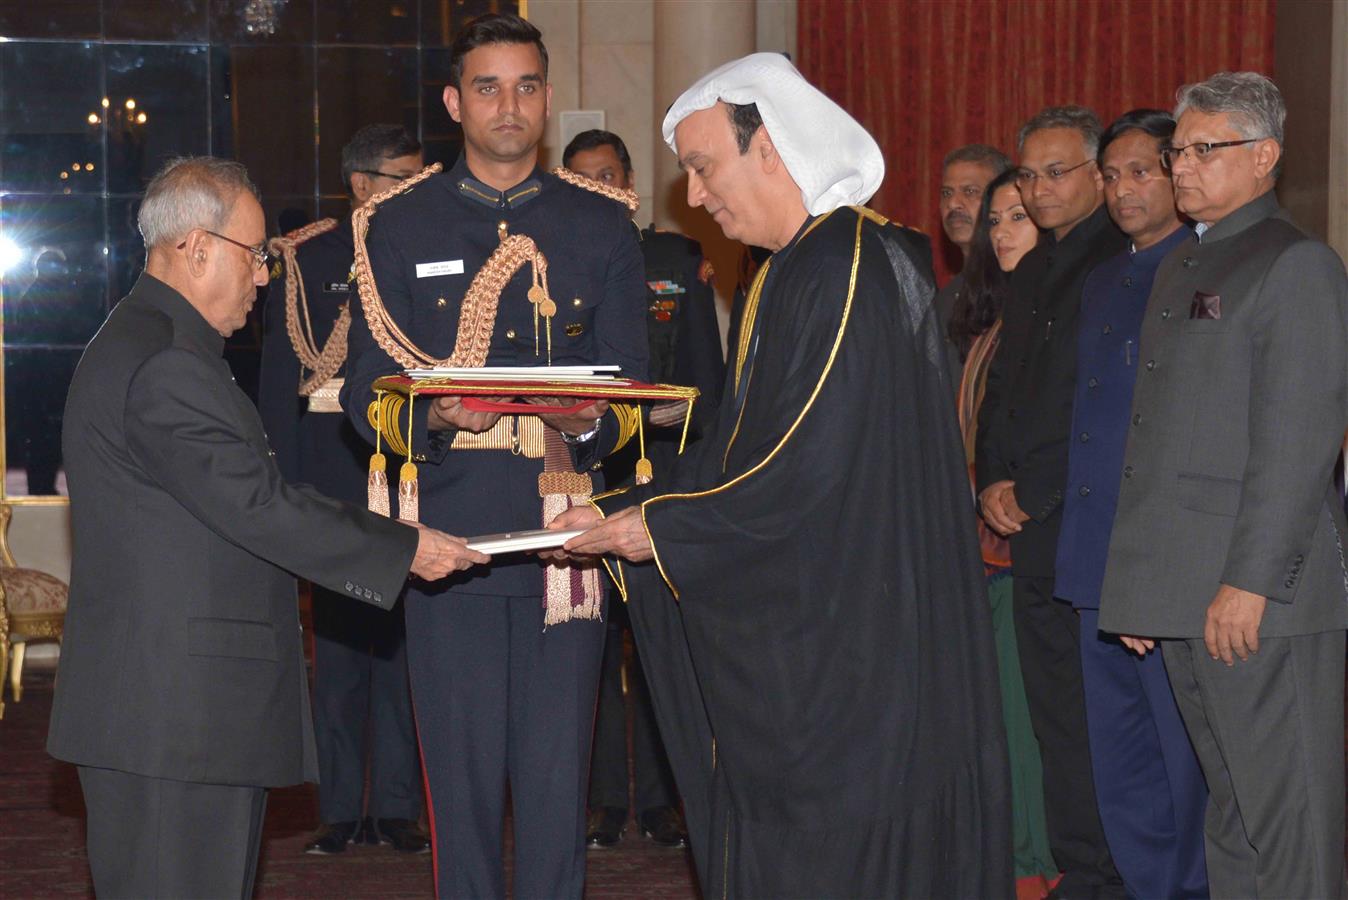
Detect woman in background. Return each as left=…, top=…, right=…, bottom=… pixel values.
left=949, top=169, right=1058, bottom=900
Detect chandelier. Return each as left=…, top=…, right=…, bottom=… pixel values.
left=243, top=0, right=288, bottom=36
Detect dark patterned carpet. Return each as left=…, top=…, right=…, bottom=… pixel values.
left=0, top=670, right=699, bottom=899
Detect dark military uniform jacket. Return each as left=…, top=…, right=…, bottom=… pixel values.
left=606, top=225, right=724, bottom=487
left=258, top=219, right=368, bottom=504
left=1099, top=192, right=1348, bottom=638
left=341, top=156, right=648, bottom=598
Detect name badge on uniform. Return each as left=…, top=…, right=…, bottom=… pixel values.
left=416, top=260, right=465, bottom=278
left=323, top=282, right=351, bottom=293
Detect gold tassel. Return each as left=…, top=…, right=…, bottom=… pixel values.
left=399, top=460, right=419, bottom=521
left=635, top=412, right=652, bottom=484
left=368, top=390, right=391, bottom=516
left=398, top=391, right=419, bottom=521
left=368, top=453, right=390, bottom=517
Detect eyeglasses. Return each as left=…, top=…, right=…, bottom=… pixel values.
left=355, top=169, right=413, bottom=181
left=1014, top=158, right=1094, bottom=187
left=177, top=229, right=274, bottom=270
left=1160, top=139, right=1261, bottom=170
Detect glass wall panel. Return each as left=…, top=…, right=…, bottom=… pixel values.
left=317, top=46, right=419, bottom=196
left=0, top=0, right=101, bottom=40
left=105, top=44, right=211, bottom=194
left=0, top=0, right=517, bottom=497
left=105, top=0, right=210, bottom=41
left=0, top=42, right=104, bottom=194
left=1, top=194, right=107, bottom=496
left=224, top=45, right=316, bottom=199
left=210, top=0, right=314, bottom=45
left=420, top=47, right=463, bottom=168
left=319, top=0, right=418, bottom=46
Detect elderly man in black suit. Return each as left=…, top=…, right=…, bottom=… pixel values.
left=46, top=156, right=487, bottom=899
left=1100, top=72, right=1348, bottom=899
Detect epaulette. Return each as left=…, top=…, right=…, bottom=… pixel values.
left=363, top=162, right=443, bottom=213
left=268, top=217, right=340, bottom=279
left=552, top=166, right=640, bottom=214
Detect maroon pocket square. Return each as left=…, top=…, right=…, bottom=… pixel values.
left=1190, top=291, right=1221, bottom=320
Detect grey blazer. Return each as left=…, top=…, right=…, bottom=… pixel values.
left=1098, top=192, right=1348, bottom=639
left=48, top=274, right=418, bottom=787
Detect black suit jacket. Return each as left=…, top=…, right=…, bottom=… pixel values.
left=975, top=204, right=1126, bottom=577
left=47, top=274, right=417, bottom=787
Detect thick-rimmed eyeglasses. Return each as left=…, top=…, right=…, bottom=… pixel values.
left=355, top=169, right=412, bottom=181
left=1160, top=139, right=1261, bottom=170
left=177, top=229, right=274, bottom=270
left=1014, top=158, right=1095, bottom=187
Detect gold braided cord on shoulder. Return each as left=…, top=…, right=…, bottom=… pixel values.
left=353, top=162, right=561, bottom=369
left=552, top=167, right=640, bottom=213
left=268, top=218, right=347, bottom=396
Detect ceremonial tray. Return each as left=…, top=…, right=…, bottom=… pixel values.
left=371, top=368, right=699, bottom=416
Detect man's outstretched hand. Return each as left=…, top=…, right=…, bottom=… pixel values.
left=406, top=521, right=490, bottom=580
left=558, top=505, right=654, bottom=563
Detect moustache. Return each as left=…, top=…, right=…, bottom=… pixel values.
left=944, top=210, right=972, bottom=226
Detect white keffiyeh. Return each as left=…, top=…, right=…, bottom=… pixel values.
left=662, top=52, right=885, bottom=216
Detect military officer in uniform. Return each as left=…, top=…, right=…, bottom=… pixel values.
left=258, top=124, right=428, bottom=855
left=562, top=129, right=724, bottom=849
left=340, top=16, right=647, bottom=899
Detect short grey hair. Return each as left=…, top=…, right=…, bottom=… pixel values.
left=1016, top=105, right=1103, bottom=159
left=138, top=157, right=261, bottom=249
left=1174, top=71, right=1285, bottom=144
left=942, top=143, right=1012, bottom=176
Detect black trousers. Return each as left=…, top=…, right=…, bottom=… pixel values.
left=588, top=593, right=679, bottom=817
left=404, top=591, right=604, bottom=900
left=79, top=765, right=267, bottom=899
left=1012, top=575, right=1119, bottom=890
left=311, top=585, right=420, bottom=823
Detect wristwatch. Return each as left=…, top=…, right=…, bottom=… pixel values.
left=560, top=418, right=603, bottom=444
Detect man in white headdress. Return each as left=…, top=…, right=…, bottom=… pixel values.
left=551, top=53, right=1012, bottom=897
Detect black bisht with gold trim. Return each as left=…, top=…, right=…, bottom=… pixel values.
left=596, top=207, right=1013, bottom=898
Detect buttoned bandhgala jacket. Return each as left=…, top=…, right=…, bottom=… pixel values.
left=47, top=274, right=418, bottom=787
left=976, top=204, right=1128, bottom=578
left=1099, top=192, right=1348, bottom=639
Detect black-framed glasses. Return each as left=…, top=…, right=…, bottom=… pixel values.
left=355, top=169, right=412, bottom=182
left=177, top=229, right=273, bottom=270
left=1014, top=158, right=1094, bottom=187
left=1160, top=139, right=1261, bottom=170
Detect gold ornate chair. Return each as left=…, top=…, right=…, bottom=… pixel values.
left=0, top=503, right=68, bottom=716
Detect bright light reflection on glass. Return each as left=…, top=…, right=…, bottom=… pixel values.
left=0, top=237, right=25, bottom=274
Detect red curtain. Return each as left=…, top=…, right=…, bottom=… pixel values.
left=797, top=0, right=1276, bottom=282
